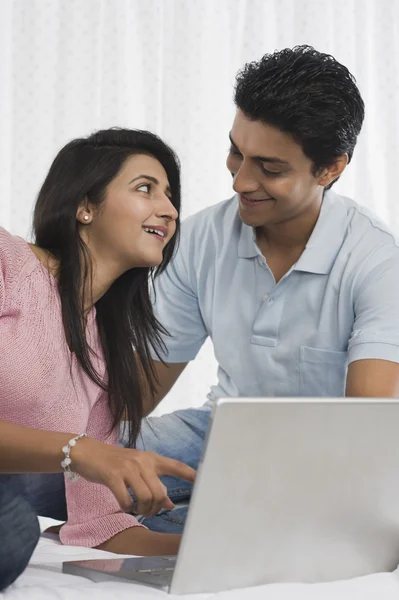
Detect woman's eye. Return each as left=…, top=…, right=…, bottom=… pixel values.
left=137, top=183, right=151, bottom=193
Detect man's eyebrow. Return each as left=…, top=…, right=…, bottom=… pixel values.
left=229, top=132, right=290, bottom=166
left=129, top=174, right=172, bottom=196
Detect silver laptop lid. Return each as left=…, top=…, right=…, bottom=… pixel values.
left=171, top=398, right=399, bottom=594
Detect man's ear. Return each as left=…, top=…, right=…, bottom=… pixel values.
left=316, top=154, right=349, bottom=187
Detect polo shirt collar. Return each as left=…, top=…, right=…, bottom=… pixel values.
left=294, top=190, right=348, bottom=275
left=237, top=190, right=349, bottom=275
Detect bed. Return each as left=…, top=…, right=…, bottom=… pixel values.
left=2, top=518, right=399, bottom=600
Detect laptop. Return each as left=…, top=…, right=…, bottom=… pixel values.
left=63, top=398, right=399, bottom=594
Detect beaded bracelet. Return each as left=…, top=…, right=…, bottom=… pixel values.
left=61, top=433, right=87, bottom=483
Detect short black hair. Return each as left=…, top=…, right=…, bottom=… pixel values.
left=234, top=45, right=365, bottom=189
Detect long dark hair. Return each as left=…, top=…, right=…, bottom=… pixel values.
left=33, top=128, right=181, bottom=447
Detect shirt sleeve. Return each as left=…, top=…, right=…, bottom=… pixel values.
left=151, top=223, right=208, bottom=363
left=348, top=245, right=399, bottom=364
left=59, top=396, right=144, bottom=548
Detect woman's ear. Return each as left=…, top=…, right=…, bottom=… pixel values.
left=76, top=199, right=94, bottom=225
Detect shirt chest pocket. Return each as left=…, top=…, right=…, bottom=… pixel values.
left=299, top=346, right=348, bottom=397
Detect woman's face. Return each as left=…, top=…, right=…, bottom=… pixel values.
left=79, top=153, right=178, bottom=272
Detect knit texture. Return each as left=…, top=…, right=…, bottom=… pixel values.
left=0, top=227, right=142, bottom=547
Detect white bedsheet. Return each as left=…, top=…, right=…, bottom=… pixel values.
left=2, top=518, right=399, bottom=600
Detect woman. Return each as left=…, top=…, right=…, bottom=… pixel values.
left=0, top=128, right=195, bottom=563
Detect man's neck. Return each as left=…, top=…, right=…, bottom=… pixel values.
left=256, top=197, right=323, bottom=255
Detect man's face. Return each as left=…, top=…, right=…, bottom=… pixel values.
left=226, top=110, right=326, bottom=230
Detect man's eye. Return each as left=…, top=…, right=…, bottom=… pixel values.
left=261, top=167, right=281, bottom=177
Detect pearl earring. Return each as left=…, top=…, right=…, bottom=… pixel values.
left=84, top=215, right=89, bottom=221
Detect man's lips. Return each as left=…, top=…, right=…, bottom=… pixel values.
left=240, top=194, right=274, bottom=207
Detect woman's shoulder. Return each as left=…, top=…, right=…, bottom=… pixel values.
left=0, top=226, right=33, bottom=276
left=0, top=227, right=38, bottom=312
left=0, top=225, right=19, bottom=247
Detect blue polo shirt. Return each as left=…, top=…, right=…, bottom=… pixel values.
left=151, top=190, right=399, bottom=400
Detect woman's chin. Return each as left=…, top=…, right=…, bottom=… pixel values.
left=132, top=252, right=164, bottom=269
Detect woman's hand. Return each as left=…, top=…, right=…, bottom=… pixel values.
left=72, top=437, right=195, bottom=517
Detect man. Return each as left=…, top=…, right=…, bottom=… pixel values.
left=133, top=45, right=399, bottom=533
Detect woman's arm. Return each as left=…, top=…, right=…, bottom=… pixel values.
left=0, top=419, right=195, bottom=517
left=97, top=527, right=181, bottom=555
left=0, top=419, right=74, bottom=473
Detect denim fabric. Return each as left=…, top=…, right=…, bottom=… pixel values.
left=137, top=505, right=189, bottom=534
left=131, top=407, right=211, bottom=533
left=0, top=487, right=40, bottom=591
left=0, top=472, right=67, bottom=521
left=131, top=407, right=211, bottom=501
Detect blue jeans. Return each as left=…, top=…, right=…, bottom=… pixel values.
left=131, top=407, right=211, bottom=533
left=0, top=471, right=68, bottom=521
left=0, top=407, right=211, bottom=536
left=0, top=487, right=40, bottom=591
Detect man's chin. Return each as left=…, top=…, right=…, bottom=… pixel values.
left=238, top=210, right=270, bottom=228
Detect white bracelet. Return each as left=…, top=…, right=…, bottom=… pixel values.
left=61, top=433, right=87, bottom=483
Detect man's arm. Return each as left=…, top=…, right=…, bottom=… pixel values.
left=138, top=216, right=210, bottom=415
left=345, top=244, right=399, bottom=398
left=346, top=359, right=399, bottom=397
left=142, top=360, right=188, bottom=415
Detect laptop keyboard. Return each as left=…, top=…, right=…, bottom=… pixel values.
left=137, top=557, right=176, bottom=577
left=137, top=568, right=174, bottom=575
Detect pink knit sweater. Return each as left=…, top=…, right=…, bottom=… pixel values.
left=0, top=227, right=142, bottom=547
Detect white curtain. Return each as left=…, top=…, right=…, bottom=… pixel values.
left=0, top=0, right=398, bottom=414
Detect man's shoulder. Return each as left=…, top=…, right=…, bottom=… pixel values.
left=328, top=192, right=399, bottom=287
left=181, top=196, right=239, bottom=235
left=332, top=190, right=399, bottom=250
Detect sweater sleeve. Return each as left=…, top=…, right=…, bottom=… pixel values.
left=0, top=228, right=13, bottom=316
left=59, top=394, right=145, bottom=548
left=0, top=242, right=4, bottom=317
left=0, top=227, right=29, bottom=317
